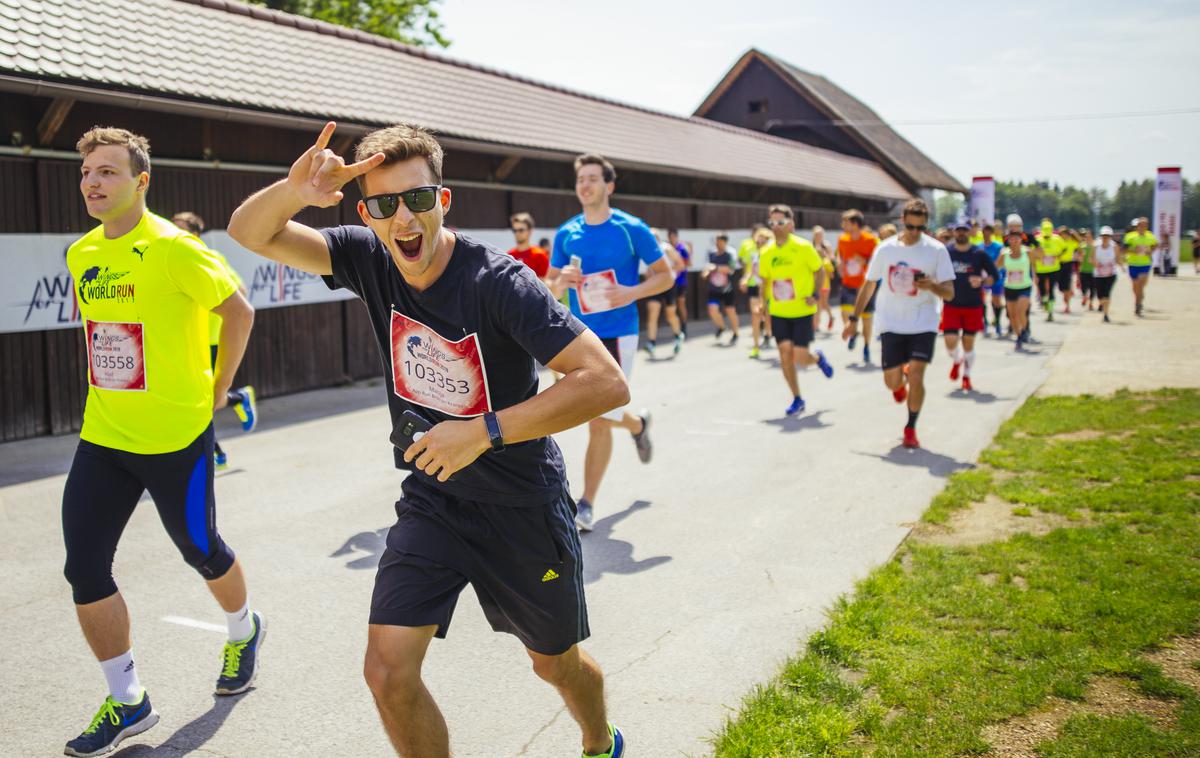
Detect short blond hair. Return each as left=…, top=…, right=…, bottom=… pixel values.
left=354, top=123, right=444, bottom=193
left=510, top=212, right=534, bottom=229
left=76, top=126, right=151, bottom=176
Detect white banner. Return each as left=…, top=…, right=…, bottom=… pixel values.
left=969, top=176, right=995, bottom=224
left=1152, top=167, right=1182, bottom=273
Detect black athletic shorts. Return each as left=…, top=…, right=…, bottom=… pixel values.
left=648, top=286, right=677, bottom=307
left=746, top=285, right=761, bottom=299
left=770, top=314, right=814, bottom=347
left=707, top=289, right=735, bottom=308
left=1038, top=275, right=1056, bottom=300
left=881, top=331, right=936, bottom=370
left=371, top=476, right=588, bottom=656
left=1057, top=266, right=1074, bottom=292
left=1093, top=275, right=1116, bottom=300
left=838, top=285, right=877, bottom=313
left=62, top=424, right=235, bottom=605
left=1005, top=286, right=1032, bottom=303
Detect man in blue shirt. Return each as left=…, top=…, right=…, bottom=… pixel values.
left=980, top=223, right=1006, bottom=337
left=549, top=154, right=674, bottom=531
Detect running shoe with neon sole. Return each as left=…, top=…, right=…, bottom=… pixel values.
left=632, top=410, right=652, bottom=463
left=214, top=451, right=228, bottom=470
left=575, top=499, right=595, bottom=532
left=903, top=427, right=920, bottom=449
left=215, top=611, right=267, bottom=695
left=232, top=386, right=257, bottom=432
left=582, top=723, right=625, bottom=758
left=748, top=346, right=760, bottom=359
left=785, top=397, right=806, bottom=416
left=815, top=350, right=833, bottom=378
left=64, top=692, right=159, bottom=756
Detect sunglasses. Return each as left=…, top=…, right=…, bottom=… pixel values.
left=363, top=185, right=441, bottom=219
left=904, top=223, right=926, bottom=231
left=767, top=219, right=791, bottom=227
left=511, top=226, right=530, bottom=233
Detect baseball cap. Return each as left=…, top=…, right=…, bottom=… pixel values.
left=1100, top=225, right=1113, bottom=236
left=952, top=219, right=971, bottom=230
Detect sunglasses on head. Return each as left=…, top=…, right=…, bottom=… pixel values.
left=767, top=218, right=791, bottom=227
left=363, top=185, right=441, bottom=219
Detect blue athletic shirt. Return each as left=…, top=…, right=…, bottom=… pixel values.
left=551, top=208, right=663, bottom=338
left=982, top=240, right=1004, bottom=262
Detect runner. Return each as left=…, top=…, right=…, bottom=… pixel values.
left=758, top=204, right=834, bottom=416
left=548, top=153, right=672, bottom=533
left=1057, top=225, right=1079, bottom=313
left=1123, top=216, right=1157, bottom=317
left=228, top=123, right=630, bottom=758
left=998, top=230, right=1034, bottom=350
left=878, top=222, right=897, bottom=240
left=979, top=223, right=1006, bottom=337
left=934, top=227, right=952, bottom=246
left=642, top=228, right=685, bottom=359
left=1093, top=225, right=1122, bottom=323
left=1078, top=228, right=1096, bottom=311
left=507, top=211, right=551, bottom=282
left=704, top=233, right=739, bottom=345
left=941, top=220, right=998, bottom=391
left=811, top=225, right=836, bottom=332
left=62, top=128, right=261, bottom=757
left=1034, top=219, right=1063, bottom=321
left=737, top=223, right=770, bottom=358
left=667, top=228, right=692, bottom=334
left=836, top=209, right=878, bottom=364
left=843, top=198, right=955, bottom=448
left=1004, top=213, right=1040, bottom=341
left=171, top=212, right=258, bottom=470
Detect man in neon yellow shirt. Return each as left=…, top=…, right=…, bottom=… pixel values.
left=737, top=223, right=772, bottom=357
left=1057, top=226, right=1080, bottom=313
left=757, top=204, right=834, bottom=416
left=1034, top=219, right=1064, bottom=321
left=1123, top=217, right=1158, bottom=317
left=62, top=128, right=261, bottom=757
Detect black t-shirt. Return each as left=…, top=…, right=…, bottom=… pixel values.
left=947, top=244, right=999, bottom=307
left=321, top=226, right=587, bottom=506
left=707, top=250, right=735, bottom=293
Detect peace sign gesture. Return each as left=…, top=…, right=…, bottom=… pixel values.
left=287, top=121, right=386, bottom=208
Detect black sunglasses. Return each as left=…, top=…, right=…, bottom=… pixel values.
left=363, top=185, right=441, bottom=219
left=511, top=226, right=530, bottom=233
left=904, top=223, right=926, bottom=231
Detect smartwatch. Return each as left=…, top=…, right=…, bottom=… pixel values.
left=483, top=411, right=505, bottom=452
left=848, top=314, right=859, bottom=322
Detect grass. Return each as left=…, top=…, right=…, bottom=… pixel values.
left=712, top=389, right=1200, bottom=757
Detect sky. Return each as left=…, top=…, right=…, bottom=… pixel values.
left=438, top=0, right=1200, bottom=192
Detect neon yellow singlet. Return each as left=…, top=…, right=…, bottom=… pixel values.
left=758, top=234, right=823, bottom=318
left=737, top=237, right=761, bottom=286
left=1123, top=230, right=1157, bottom=267
left=67, top=211, right=237, bottom=454
left=1036, top=235, right=1064, bottom=274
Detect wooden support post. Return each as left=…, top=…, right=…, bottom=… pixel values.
left=36, top=97, right=75, bottom=146
left=494, top=155, right=522, bottom=181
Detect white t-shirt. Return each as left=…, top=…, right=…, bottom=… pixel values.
left=865, top=233, right=956, bottom=335
left=1093, top=241, right=1119, bottom=278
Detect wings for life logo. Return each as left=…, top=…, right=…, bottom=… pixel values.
left=887, top=262, right=921, bottom=296
left=77, top=266, right=134, bottom=305
left=249, top=262, right=325, bottom=304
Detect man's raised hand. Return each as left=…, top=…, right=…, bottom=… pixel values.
left=286, top=122, right=385, bottom=207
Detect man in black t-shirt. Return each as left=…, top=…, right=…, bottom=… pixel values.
left=229, top=122, right=629, bottom=758
left=940, top=220, right=998, bottom=392
left=704, top=234, right=740, bottom=345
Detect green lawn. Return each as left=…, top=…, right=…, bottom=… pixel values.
left=713, top=389, right=1200, bottom=757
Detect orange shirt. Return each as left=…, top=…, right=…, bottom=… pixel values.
left=837, top=231, right=877, bottom=289
left=507, top=245, right=550, bottom=278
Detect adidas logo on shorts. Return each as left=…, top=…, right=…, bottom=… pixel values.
left=541, top=569, right=559, bottom=583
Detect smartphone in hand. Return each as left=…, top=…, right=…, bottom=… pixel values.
left=390, top=410, right=457, bottom=481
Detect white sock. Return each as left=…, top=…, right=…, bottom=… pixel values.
left=953, top=345, right=964, bottom=363
left=100, top=650, right=143, bottom=704
left=226, top=601, right=254, bottom=642
left=963, top=350, right=976, bottom=376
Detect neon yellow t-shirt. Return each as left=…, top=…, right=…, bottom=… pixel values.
left=737, top=238, right=761, bottom=286
left=968, top=232, right=984, bottom=247
left=68, top=211, right=237, bottom=454
left=1060, top=238, right=1078, bottom=264
left=207, top=250, right=244, bottom=347
left=759, top=235, right=823, bottom=318
left=1036, top=234, right=1064, bottom=273
left=1123, top=230, right=1158, bottom=267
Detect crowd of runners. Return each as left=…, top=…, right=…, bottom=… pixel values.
left=55, top=119, right=1168, bottom=758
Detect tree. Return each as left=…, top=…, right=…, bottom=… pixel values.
left=253, top=0, right=449, bottom=47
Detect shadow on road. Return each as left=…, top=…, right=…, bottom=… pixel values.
left=581, top=499, right=672, bottom=585
left=114, top=694, right=244, bottom=756
left=762, top=410, right=831, bottom=433
left=842, top=362, right=878, bottom=373
left=331, top=527, right=389, bottom=570
left=947, top=389, right=1012, bottom=405
left=854, top=445, right=973, bottom=477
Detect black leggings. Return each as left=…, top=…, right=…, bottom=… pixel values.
left=1038, top=274, right=1056, bottom=302
left=62, top=424, right=235, bottom=604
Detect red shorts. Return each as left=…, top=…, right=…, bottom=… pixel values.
left=940, top=305, right=985, bottom=334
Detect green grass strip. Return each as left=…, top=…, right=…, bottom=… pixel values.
left=713, top=389, right=1200, bottom=757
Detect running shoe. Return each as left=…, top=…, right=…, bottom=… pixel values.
left=995, top=324, right=1003, bottom=338
left=715, top=328, right=725, bottom=341
left=785, top=397, right=806, bottom=416
left=643, top=341, right=655, bottom=359
left=575, top=499, right=595, bottom=532
left=232, top=386, right=257, bottom=432
left=1046, top=312, right=1054, bottom=323
left=950, top=361, right=962, bottom=381
left=961, top=376, right=973, bottom=392
left=632, top=410, right=653, bottom=464
left=848, top=333, right=858, bottom=351
left=748, top=347, right=760, bottom=359
left=65, top=692, right=159, bottom=756
left=863, top=346, right=871, bottom=364
left=762, top=334, right=773, bottom=348
left=673, top=333, right=684, bottom=355
left=214, top=451, right=228, bottom=470
left=902, top=427, right=920, bottom=449
left=215, top=611, right=267, bottom=696
left=892, top=385, right=908, bottom=404
left=815, top=350, right=833, bottom=378
left=582, top=723, right=625, bottom=758
left=1103, top=314, right=1111, bottom=323
left=729, top=332, right=738, bottom=346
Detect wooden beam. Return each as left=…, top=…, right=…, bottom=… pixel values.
left=494, top=155, right=522, bottom=181
left=37, top=97, right=75, bottom=146
left=333, top=134, right=356, bottom=157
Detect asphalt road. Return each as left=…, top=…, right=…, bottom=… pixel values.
left=0, top=306, right=1074, bottom=757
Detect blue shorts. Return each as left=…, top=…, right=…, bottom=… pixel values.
left=1129, top=265, right=1151, bottom=280
left=988, top=269, right=1006, bottom=295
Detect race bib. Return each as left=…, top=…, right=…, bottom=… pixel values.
left=1042, top=255, right=1057, bottom=267
left=390, top=311, right=491, bottom=417
left=1007, top=269, right=1027, bottom=287
left=844, top=257, right=864, bottom=277
left=1094, top=262, right=1114, bottom=277
left=86, top=320, right=146, bottom=391
left=578, top=269, right=619, bottom=314
left=771, top=278, right=796, bottom=302
left=887, top=264, right=920, bottom=296
left=710, top=270, right=729, bottom=288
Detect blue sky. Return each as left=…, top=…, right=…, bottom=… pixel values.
left=440, top=0, right=1200, bottom=191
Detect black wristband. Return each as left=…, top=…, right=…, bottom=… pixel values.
left=483, top=411, right=505, bottom=452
